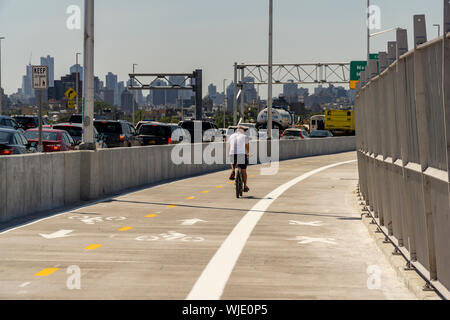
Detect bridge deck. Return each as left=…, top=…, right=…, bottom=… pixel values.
left=0, top=152, right=415, bottom=299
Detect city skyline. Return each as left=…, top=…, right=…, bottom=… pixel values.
left=0, top=0, right=444, bottom=97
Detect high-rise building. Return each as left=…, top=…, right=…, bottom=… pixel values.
left=70, top=64, right=83, bottom=80
left=100, top=88, right=115, bottom=106
left=121, top=89, right=135, bottom=114
left=105, top=72, right=118, bottom=90
left=40, top=55, right=55, bottom=87
left=151, top=79, right=167, bottom=106
left=22, top=64, right=34, bottom=100
left=243, top=77, right=257, bottom=104
left=105, top=72, right=118, bottom=105
left=116, top=81, right=125, bottom=107
left=208, top=84, right=217, bottom=97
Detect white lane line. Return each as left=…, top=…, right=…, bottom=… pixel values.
left=186, top=160, right=357, bottom=300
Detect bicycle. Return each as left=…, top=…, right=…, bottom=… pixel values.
left=235, top=167, right=244, bottom=198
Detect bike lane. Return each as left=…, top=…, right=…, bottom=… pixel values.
left=0, top=151, right=392, bottom=300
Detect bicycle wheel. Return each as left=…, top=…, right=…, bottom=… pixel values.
left=235, top=170, right=241, bottom=198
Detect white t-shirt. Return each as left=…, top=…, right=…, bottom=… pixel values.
left=228, top=131, right=249, bottom=155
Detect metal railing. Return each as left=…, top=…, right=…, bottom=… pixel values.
left=355, top=4, right=450, bottom=299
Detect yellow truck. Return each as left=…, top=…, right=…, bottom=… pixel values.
left=324, top=109, right=355, bottom=136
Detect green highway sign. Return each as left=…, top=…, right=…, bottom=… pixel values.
left=350, top=61, right=367, bottom=81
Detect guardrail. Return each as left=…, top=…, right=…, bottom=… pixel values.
left=0, top=137, right=356, bottom=225
left=355, top=6, right=450, bottom=298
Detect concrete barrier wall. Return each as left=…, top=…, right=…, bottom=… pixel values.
left=0, top=136, right=355, bottom=225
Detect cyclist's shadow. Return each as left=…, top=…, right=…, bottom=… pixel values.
left=239, top=196, right=273, bottom=200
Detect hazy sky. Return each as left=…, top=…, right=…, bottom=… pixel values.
left=0, top=0, right=445, bottom=97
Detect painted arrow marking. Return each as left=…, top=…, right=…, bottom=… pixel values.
left=288, top=236, right=337, bottom=245
left=179, top=219, right=207, bottom=226
left=39, top=230, right=74, bottom=239
left=289, top=220, right=323, bottom=227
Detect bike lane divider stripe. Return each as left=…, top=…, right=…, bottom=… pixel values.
left=186, top=160, right=357, bottom=300
left=35, top=268, right=60, bottom=277
left=84, top=244, right=102, bottom=251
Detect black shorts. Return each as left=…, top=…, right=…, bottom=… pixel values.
left=231, top=154, right=249, bottom=170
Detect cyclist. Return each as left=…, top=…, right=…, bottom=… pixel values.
left=227, top=124, right=250, bottom=193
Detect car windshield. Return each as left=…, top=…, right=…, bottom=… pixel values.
left=180, top=122, right=195, bottom=130
left=311, top=131, right=328, bottom=137
left=94, top=122, right=122, bottom=134
left=284, top=131, right=301, bottom=136
left=139, top=125, right=170, bottom=136
left=70, top=115, right=82, bottom=123
left=13, top=117, right=35, bottom=126
left=25, top=131, right=59, bottom=141
left=0, top=132, right=12, bottom=144
left=53, top=126, right=82, bottom=138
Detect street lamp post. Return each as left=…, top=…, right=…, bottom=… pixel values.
left=82, top=0, right=95, bottom=148
left=0, top=37, right=4, bottom=116
left=76, top=52, right=81, bottom=113
left=223, top=79, right=227, bottom=128
left=132, top=63, right=137, bottom=125
left=367, top=0, right=370, bottom=61
left=268, top=0, right=273, bottom=141
left=433, top=24, right=441, bottom=37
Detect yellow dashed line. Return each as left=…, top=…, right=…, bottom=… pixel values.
left=35, top=268, right=59, bottom=277
left=145, top=214, right=158, bottom=218
left=201, top=191, right=210, bottom=194
left=118, top=226, right=133, bottom=232
left=216, top=186, right=223, bottom=189
left=186, top=196, right=195, bottom=200
left=227, top=181, right=234, bottom=184
left=168, top=205, right=177, bottom=208
left=85, top=244, right=102, bottom=250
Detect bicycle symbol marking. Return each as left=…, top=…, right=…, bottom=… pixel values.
left=68, top=215, right=127, bottom=225
left=135, top=231, right=204, bottom=242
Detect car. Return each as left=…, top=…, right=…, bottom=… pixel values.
left=137, top=122, right=174, bottom=146
left=178, top=120, right=222, bottom=142
left=167, top=123, right=190, bottom=144
left=24, top=128, right=77, bottom=152
left=94, top=120, right=141, bottom=148
left=12, top=115, right=50, bottom=130
left=281, top=128, right=305, bottom=140
left=309, top=130, right=334, bottom=138
left=0, top=128, right=36, bottom=155
left=0, top=116, right=23, bottom=132
left=69, top=114, right=107, bottom=124
left=69, top=114, right=83, bottom=124
left=135, top=120, right=159, bottom=132
left=52, top=123, right=106, bottom=149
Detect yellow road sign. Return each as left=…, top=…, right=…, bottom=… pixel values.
left=68, top=100, right=75, bottom=109
left=349, top=80, right=359, bottom=90
left=65, top=88, right=77, bottom=100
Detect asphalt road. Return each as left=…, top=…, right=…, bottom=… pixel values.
left=0, top=151, right=416, bottom=300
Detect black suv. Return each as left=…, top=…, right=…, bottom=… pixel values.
left=12, top=115, right=49, bottom=130
left=94, top=120, right=141, bottom=148
left=0, top=116, right=23, bottom=131
left=137, top=122, right=174, bottom=146
left=178, top=120, right=221, bottom=142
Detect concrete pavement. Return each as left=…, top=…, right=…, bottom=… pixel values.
left=0, top=151, right=416, bottom=299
